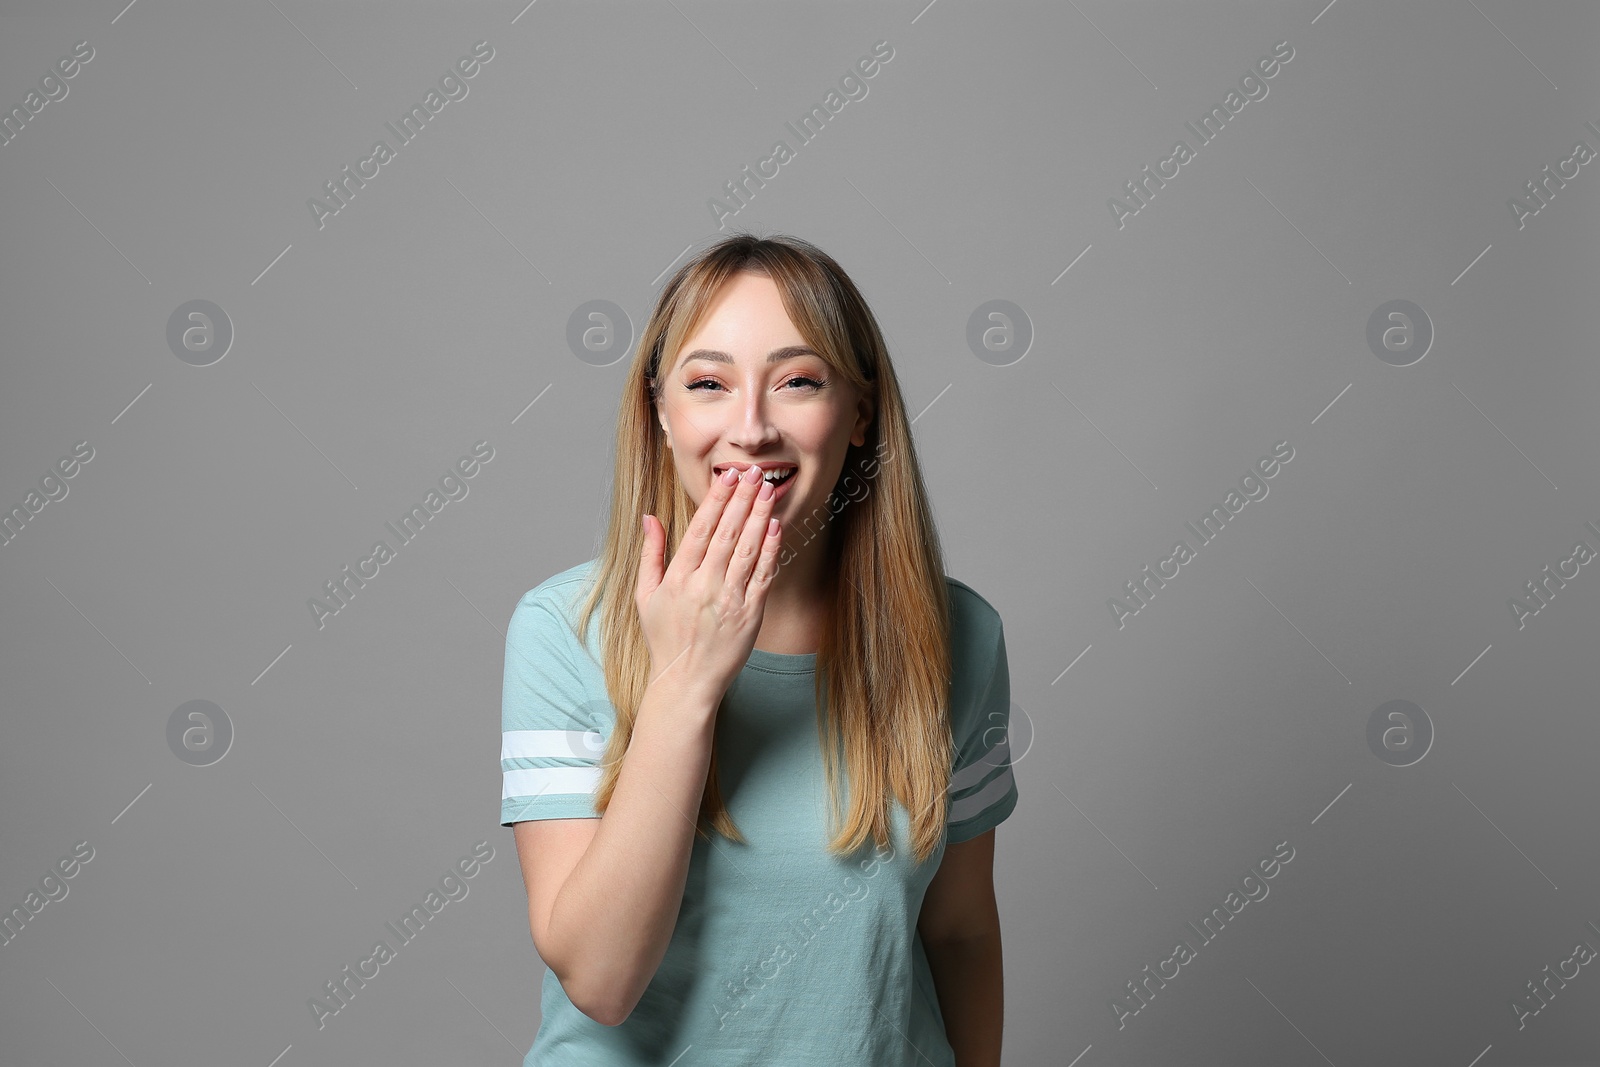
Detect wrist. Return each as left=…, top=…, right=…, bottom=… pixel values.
left=642, top=667, right=723, bottom=721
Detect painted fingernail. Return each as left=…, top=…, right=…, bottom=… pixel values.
left=758, top=480, right=773, bottom=501
left=743, top=464, right=762, bottom=484
left=722, top=467, right=739, bottom=485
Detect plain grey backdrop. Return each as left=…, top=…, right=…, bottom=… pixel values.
left=2, top=1, right=1598, bottom=1064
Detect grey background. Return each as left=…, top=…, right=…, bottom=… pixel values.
left=2, top=1, right=1597, bottom=1064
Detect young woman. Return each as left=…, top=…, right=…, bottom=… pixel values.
left=500, top=232, right=1018, bottom=1066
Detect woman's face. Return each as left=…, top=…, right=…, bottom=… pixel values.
left=655, top=271, right=874, bottom=523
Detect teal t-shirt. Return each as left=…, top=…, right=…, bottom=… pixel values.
left=499, top=558, right=1019, bottom=1066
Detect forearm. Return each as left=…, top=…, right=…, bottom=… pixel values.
left=548, top=676, right=719, bottom=1023
left=923, top=929, right=1004, bottom=1067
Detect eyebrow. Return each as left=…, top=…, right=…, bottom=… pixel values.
left=680, top=345, right=820, bottom=367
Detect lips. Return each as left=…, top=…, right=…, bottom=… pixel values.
left=713, top=462, right=797, bottom=475
left=712, top=461, right=798, bottom=497
left=713, top=462, right=797, bottom=486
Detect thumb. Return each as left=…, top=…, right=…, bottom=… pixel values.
left=637, top=514, right=663, bottom=599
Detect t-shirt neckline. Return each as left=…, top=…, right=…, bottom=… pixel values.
left=744, top=646, right=818, bottom=674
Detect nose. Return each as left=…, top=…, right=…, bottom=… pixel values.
left=726, top=383, right=781, bottom=449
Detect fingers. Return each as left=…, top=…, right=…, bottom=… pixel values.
left=670, top=465, right=742, bottom=577
left=725, top=472, right=780, bottom=594
left=637, top=513, right=662, bottom=602
left=701, top=464, right=764, bottom=579
left=745, top=507, right=784, bottom=597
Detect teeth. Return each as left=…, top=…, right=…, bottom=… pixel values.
left=717, top=465, right=794, bottom=484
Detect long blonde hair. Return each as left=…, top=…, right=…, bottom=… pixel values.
left=574, top=231, right=953, bottom=864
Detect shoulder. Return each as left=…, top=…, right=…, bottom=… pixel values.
left=939, top=575, right=1020, bottom=837
left=501, top=560, right=612, bottom=728
left=939, top=574, right=1008, bottom=734
left=506, top=558, right=606, bottom=668
left=515, top=558, right=601, bottom=625
left=942, top=574, right=1005, bottom=665
left=943, top=574, right=1001, bottom=626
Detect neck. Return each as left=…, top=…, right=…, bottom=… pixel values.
left=755, top=533, right=832, bottom=653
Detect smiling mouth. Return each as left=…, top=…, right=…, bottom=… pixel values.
left=714, top=464, right=796, bottom=486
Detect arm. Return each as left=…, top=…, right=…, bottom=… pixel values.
left=512, top=672, right=719, bottom=1026
left=917, top=828, right=1004, bottom=1067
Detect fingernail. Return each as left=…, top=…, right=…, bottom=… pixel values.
left=744, top=464, right=762, bottom=483
left=722, top=467, right=739, bottom=485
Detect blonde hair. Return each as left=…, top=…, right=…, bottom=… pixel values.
left=574, top=231, right=953, bottom=864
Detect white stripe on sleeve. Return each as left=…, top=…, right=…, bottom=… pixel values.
left=501, top=729, right=604, bottom=762
left=502, top=765, right=602, bottom=801
left=949, top=732, right=1011, bottom=795
left=949, top=768, right=1014, bottom=824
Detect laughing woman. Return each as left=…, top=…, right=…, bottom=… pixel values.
left=500, top=232, right=1019, bottom=1066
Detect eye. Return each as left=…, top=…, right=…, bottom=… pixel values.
left=685, top=376, right=827, bottom=392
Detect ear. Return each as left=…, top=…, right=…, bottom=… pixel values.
left=850, top=391, right=876, bottom=448
left=655, top=395, right=672, bottom=449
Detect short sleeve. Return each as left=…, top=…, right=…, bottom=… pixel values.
left=500, top=591, right=610, bottom=827
left=946, top=621, right=1019, bottom=843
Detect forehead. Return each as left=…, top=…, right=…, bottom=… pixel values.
left=673, top=273, right=808, bottom=357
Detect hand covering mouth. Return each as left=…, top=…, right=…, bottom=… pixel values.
left=713, top=462, right=796, bottom=485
